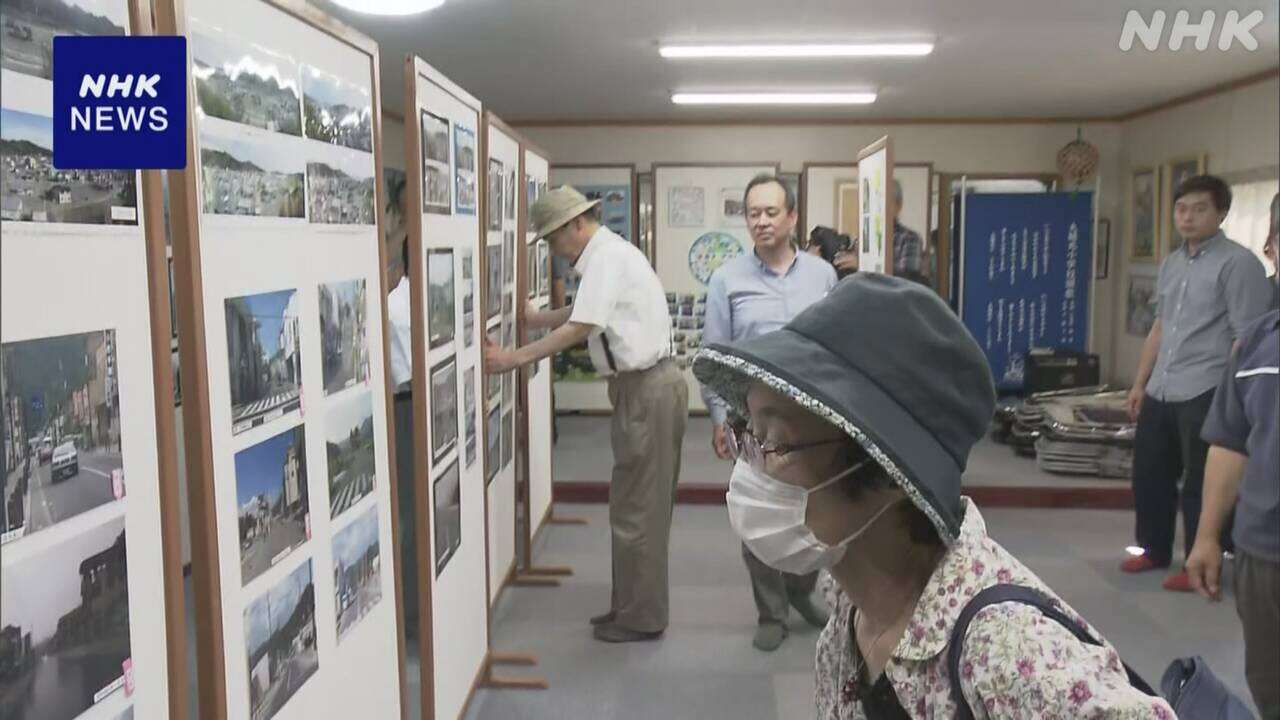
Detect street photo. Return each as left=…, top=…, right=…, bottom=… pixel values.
left=301, top=64, right=372, bottom=153
left=484, top=405, right=499, bottom=484
left=325, top=392, right=375, bottom=521
left=430, top=357, right=458, bottom=464
left=427, top=248, right=455, bottom=349
left=1, top=107, right=138, bottom=225
left=2, top=329, right=124, bottom=545
left=486, top=244, right=502, bottom=319
left=487, top=158, right=503, bottom=231
left=243, top=559, right=319, bottom=720
left=0, top=515, right=130, bottom=720
left=463, top=367, right=476, bottom=469
left=453, top=125, right=476, bottom=215
left=332, top=506, right=382, bottom=643
left=319, top=279, right=369, bottom=396
left=306, top=148, right=375, bottom=225
left=420, top=110, right=451, bottom=215
left=432, top=459, right=460, bottom=575
left=234, top=425, right=311, bottom=586
left=225, top=289, right=302, bottom=435
left=461, top=248, right=475, bottom=348
left=0, top=0, right=126, bottom=80
left=485, top=328, right=501, bottom=407
left=191, top=29, right=302, bottom=136
left=200, top=126, right=306, bottom=218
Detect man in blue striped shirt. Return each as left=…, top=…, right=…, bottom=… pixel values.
left=700, top=174, right=838, bottom=651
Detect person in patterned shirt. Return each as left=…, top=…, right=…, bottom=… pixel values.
left=889, top=179, right=930, bottom=287
left=694, top=274, right=1172, bottom=718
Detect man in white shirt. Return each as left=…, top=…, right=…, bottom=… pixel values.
left=386, top=237, right=418, bottom=636
left=486, top=186, right=688, bottom=643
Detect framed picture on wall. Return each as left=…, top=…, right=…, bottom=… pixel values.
left=1128, top=167, right=1158, bottom=263
left=1161, top=153, right=1208, bottom=255
left=1095, top=218, right=1111, bottom=280
left=835, top=178, right=859, bottom=239
left=1126, top=270, right=1157, bottom=337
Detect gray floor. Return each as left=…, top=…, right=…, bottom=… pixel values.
left=465, top=503, right=1256, bottom=720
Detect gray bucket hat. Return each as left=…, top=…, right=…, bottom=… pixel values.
left=692, top=273, right=996, bottom=543
left=530, top=186, right=601, bottom=239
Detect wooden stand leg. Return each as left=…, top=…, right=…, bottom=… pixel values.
left=523, top=565, right=573, bottom=577
left=480, top=652, right=549, bottom=691
left=547, top=513, right=588, bottom=526
left=511, top=573, right=561, bottom=587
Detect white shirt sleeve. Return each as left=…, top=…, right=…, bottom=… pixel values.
left=387, top=279, right=413, bottom=388
left=569, top=245, right=623, bottom=331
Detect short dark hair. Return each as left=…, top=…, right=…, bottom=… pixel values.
left=1173, top=174, right=1232, bottom=213
left=743, top=174, right=796, bottom=214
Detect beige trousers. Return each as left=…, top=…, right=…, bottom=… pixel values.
left=606, top=359, right=689, bottom=633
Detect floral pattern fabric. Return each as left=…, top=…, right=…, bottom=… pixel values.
left=815, top=498, right=1175, bottom=719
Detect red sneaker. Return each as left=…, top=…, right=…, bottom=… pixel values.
left=1120, top=555, right=1163, bottom=573
left=1162, top=571, right=1194, bottom=593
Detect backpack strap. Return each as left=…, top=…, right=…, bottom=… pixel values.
left=946, top=584, right=1154, bottom=719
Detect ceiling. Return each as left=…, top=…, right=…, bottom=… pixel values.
left=314, top=0, right=1280, bottom=123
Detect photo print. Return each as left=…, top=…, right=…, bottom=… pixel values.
left=527, top=244, right=537, bottom=299
left=1126, top=272, right=1157, bottom=337
left=225, top=289, right=301, bottom=434
left=485, top=405, right=500, bottom=484
left=306, top=146, right=375, bottom=225
left=432, top=459, right=461, bottom=575
left=536, top=241, right=550, bottom=297
left=720, top=187, right=745, bottom=227
left=200, top=124, right=305, bottom=218
left=420, top=110, right=451, bottom=215
left=501, top=371, right=512, bottom=410
left=1130, top=168, right=1157, bottom=262
left=190, top=29, right=301, bottom=136
left=501, top=409, right=514, bottom=470
left=319, top=278, right=369, bottom=395
left=461, top=248, right=475, bottom=348
left=427, top=248, right=456, bottom=349
left=485, top=328, right=501, bottom=406
left=1, top=329, right=125, bottom=545
left=453, top=125, right=477, bottom=215
left=332, top=506, right=382, bottom=643
left=234, top=424, right=310, bottom=586
left=668, top=185, right=705, bottom=228
left=325, top=391, right=376, bottom=520
left=463, top=366, right=477, bottom=468
left=430, top=357, right=458, bottom=464
left=486, top=244, right=502, bottom=320
left=301, top=64, right=372, bottom=153
left=502, top=230, right=515, bottom=286
left=505, top=167, right=517, bottom=221
left=1, top=108, right=138, bottom=225
left=487, top=158, right=504, bottom=232
left=0, top=515, right=130, bottom=720
left=243, top=559, right=319, bottom=720
left=0, top=0, right=126, bottom=80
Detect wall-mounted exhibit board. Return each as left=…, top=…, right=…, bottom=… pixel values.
left=857, top=136, right=895, bottom=274
left=404, top=56, right=490, bottom=720
left=653, top=163, right=779, bottom=412
left=0, top=1, right=188, bottom=718
left=521, top=148, right=555, bottom=556
left=802, top=163, right=933, bottom=254
left=157, top=0, right=404, bottom=717
left=483, top=115, right=521, bottom=604
left=546, top=165, right=637, bottom=412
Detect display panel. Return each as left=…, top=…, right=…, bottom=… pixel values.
left=856, top=137, right=894, bottom=275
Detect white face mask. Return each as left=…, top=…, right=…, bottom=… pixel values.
left=726, top=458, right=901, bottom=575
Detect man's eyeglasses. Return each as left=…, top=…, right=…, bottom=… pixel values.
left=726, top=421, right=846, bottom=471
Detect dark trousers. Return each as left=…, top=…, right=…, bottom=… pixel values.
left=1131, top=390, right=1224, bottom=566
left=741, top=543, right=819, bottom=626
left=1235, top=551, right=1280, bottom=719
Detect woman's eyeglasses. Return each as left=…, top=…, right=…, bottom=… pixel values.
left=726, top=422, right=847, bottom=471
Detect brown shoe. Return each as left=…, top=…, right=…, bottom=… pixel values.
left=589, top=611, right=616, bottom=626
left=592, top=623, right=663, bottom=643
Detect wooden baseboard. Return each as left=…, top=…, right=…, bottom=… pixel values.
left=553, top=481, right=1133, bottom=510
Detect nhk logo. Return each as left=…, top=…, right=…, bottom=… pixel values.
left=1118, top=9, right=1267, bottom=52
left=53, top=36, right=186, bottom=170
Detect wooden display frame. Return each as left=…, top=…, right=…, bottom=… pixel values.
left=856, top=136, right=895, bottom=275
left=155, top=1, right=407, bottom=717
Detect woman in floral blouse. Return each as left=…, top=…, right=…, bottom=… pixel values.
left=693, top=274, right=1174, bottom=718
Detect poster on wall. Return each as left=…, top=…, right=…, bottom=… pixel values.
left=688, top=231, right=745, bottom=286
left=668, top=185, right=705, bottom=227
left=1129, top=167, right=1158, bottom=263
left=578, top=184, right=632, bottom=241
left=1126, top=270, right=1157, bottom=337
left=857, top=136, right=893, bottom=274
left=719, top=187, right=746, bottom=227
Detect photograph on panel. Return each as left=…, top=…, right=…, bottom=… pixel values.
left=243, top=559, right=319, bottom=720
left=501, top=292, right=514, bottom=347
left=427, top=248, right=456, bottom=349
left=325, top=391, right=375, bottom=520
left=190, top=29, right=301, bottom=136
left=501, top=371, right=512, bottom=412
left=200, top=125, right=305, bottom=218
left=504, top=167, right=516, bottom=222
left=419, top=110, right=451, bottom=215
left=301, top=64, right=372, bottom=153
left=452, top=125, right=476, bottom=215
left=429, top=357, right=458, bottom=464
left=0, top=515, right=129, bottom=720
left=0, top=0, right=126, bottom=80
left=306, top=146, right=375, bottom=225
left=234, top=425, right=311, bottom=586
left=486, top=158, right=503, bottom=232
left=319, top=278, right=369, bottom=396
left=536, top=240, right=550, bottom=297
left=432, top=459, right=460, bottom=575
left=332, top=506, right=382, bottom=642
left=1, top=107, right=137, bottom=225
left=484, top=406, right=499, bottom=484
left=485, top=327, right=501, bottom=406
left=225, top=289, right=301, bottom=434
left=502, top=229, right=515, bottom=285
left=668, top=185, right=705, bottom=227
left=501, top=409, right=514, bottom=470
left=526, top=244, right=537, bottom=299
left=485, top=244, right=502, bottom=320
left=1, top=329, right=125, bottom=545
left=463, top=366, right=476, bottom=469
left=460, top=248, right=475, bottom=348
left=525, top=176, right=538, bottom=225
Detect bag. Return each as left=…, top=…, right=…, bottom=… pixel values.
left=947, top=585, right=1252, bottom=719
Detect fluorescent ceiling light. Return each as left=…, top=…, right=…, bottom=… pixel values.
left=672, top=92, right=877, bottom=106
left=660, top=43, right=933, bottom=59
left=329, top=0, right=445, bottom=15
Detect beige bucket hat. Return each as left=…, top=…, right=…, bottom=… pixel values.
left=530, top=186, right=601, bottom=239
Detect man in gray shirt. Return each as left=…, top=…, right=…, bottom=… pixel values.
left=701, top=174, right=838, bottom=651
left=1122, top=175, right=1272, bottom=591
